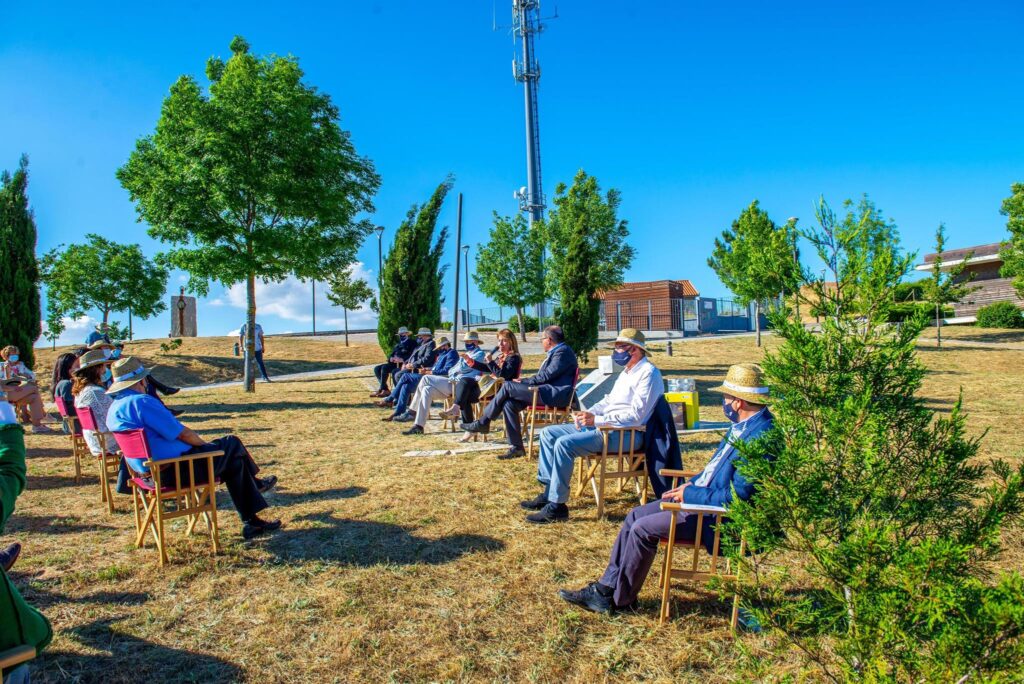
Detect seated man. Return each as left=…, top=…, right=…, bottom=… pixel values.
left=105, top=357, right=281, bottom=540
left=375, top=328, right=436, bottom=408
left=557, top=363, right=774, bottom=613
left=370, top=326, right=417, bottom=397
left=401, top=332, right=487, bottom=435
left=384, top=337, right=458, bottom=422
left=520, top=329, right=662, bottom=523
left=462, top=325, right=579, bottom=460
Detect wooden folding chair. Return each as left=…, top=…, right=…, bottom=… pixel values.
left=524, top=368, right=581, bottom=458
left=75, top=405, right=122, bottom=514
left=0, top=645, right=35, bottom=676
left=575, top=425, right=648, bottom=518
left=112, top=429, right=222, bottom=567
left=656, top=467, right=745, bottom=633
left=53, top=397, right=85, bottom=483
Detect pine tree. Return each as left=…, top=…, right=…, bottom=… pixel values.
left=558, top=220, right=600, bottom=361
left=727, top=197, right=1024, bottom=681
left=0, top=156, right=42, bottom=369
left=376, top=179, right=451, bottom=353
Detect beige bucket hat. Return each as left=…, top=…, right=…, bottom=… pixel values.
left=105, top=356, right=151, bottom=394
left=709, top=363, right=771, bottom=405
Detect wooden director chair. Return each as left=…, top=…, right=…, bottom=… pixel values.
left=0, top=645, right=35, bottom=678
left=656, top=467, right=745, bottom=633
left=524, top=367, right=581, bottom=457
left=575, top=425, right=648, bottom=519
left=53, top=397, right=85, bottom=484
left=74, top=405, right=122, bottom=514
left=112, top=429, right=222, bottom=567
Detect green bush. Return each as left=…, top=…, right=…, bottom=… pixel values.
left=508, top=313, right=539, bottom=334
left=975, top=301, right=1024, bottom=328
left=438, top=321, right=453, bottom=331
left=475, top=327, right=498, bottom=332
left=893, top=278, right=927, bottom=303
left=888, top=302, right=951, bottom=323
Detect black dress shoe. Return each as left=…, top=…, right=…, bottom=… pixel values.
left=519, top=492, right=548, bottom=510
left=460, top=420, right=490, bottom=434
left=498, top=447, right=526, bottom=460
left=169, top=408, right=184, bottom=417
left=242, top=516, right=282, bottom=539
left=257, top=475, right=278, bottom=494
left=0, top=542, right=22, bottom=572
left=526, top=502, right=569, bottom=524
left=558, top=582, right=613, bottom=614
left=162, top=386, right=181, bottom=396
left=402, top=425, right=424, bottom=435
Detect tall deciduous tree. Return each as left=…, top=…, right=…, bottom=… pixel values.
left=543, top=170, right=635, bottom=298
left=558, top=218, right=601, bottom=361
left=728, top=197, right=1024, bottom=681
left=999, top=182, right=1024, bottom=297
left=0, top=156, right=41, bottom=368
left=325, top=265, right=373, bottom=347
left=708, top=200, right=801, bottom=347
left=39, top=234, right=168, bottom=333
left=117, top=36, right=379, bottom=391
left=924, top=223, right=977, bottom=348
left=473, top=212, right=545, bottom=342
left=376, top=180, right=451, bottom=353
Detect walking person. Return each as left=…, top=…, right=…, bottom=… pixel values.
left=239, top=320, right=271, bottom=382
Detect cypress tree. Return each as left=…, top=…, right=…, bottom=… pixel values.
left=558, top=220, right=600, bottom=361
left=376, top=179, right=451, bottom=352
left=0, top=155, right=42, bottom=368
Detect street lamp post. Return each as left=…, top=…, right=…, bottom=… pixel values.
left=375, top=225, right=385, bottom=284
left=462, top=245, right=471, bottom=329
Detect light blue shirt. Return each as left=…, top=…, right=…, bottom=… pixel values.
left=693, top=407, right=771, bottom=488
left=448, top=347, right=487, bottom=381
left=106, top=390, right=189, bottom=473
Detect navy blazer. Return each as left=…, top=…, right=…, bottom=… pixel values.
left=388, top=336, right=416, bottom=362
left=523, top=343, right=579, bottom=407
left=683, top=408, right=775, bottom=508
left=430, top=348, right=459, bottom=376
left=643, top=396, right=683, bottom=498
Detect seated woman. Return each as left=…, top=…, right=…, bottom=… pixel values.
left=72, top=350, right=130, bottom=494
left=0, top=345, right=52, bottom=433
left=442, top=329, right=522, bottom=443
left=50, top=351, right=82, bottom=428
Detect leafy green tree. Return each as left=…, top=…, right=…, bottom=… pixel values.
left=708, top=200, right=801, bottom=346
left=0, top=155, right=41, bottom=368
left=40, top=234, right=168, bottom=337
left=42, top=306, right=64, bottom=350
left=543, top=170, right=635, bottom=298
left=376, top=180, right=451, bottom=353
left=117, top=36, right=379, bottom=391
left=999, top=182, right=1024, bottom=297
left=558, top=219, right=601, bottom=361
left=727, top=197, right=1024, bottom=681
left=473, top=212, right=545, bottom=342
left=325, top=264, right=373, bottom=347
left=924, top=223, right=977, bottom=348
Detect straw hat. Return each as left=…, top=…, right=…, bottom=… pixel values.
left=416, top=327, right=432, bottom=337
left=105, top=356, right=150, bottom=394
left=605, top=328, right=647, bottom=352
left=88, top=339, right=113, bottom=350
left=436, top=337, right=451, bottom=348
left=397, top=326, right=410, bottom=335
left=709, top=363, right=771, bottom=405
left=463, top=331, right=481, bottom=343
left=74, top=350, right=111, bottom=374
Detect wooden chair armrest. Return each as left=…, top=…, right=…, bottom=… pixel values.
left=146, top=451, right=225, bottom=468
left=659, top=501, right=729, bottom=515
left=597, top=424, right=646, bottom=433
left=660, top=468, right=699, bottom=478
left=0, top=644, right=36, bottom=669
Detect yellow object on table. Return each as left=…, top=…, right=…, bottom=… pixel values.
left=665, top=391, right=699, bottom=430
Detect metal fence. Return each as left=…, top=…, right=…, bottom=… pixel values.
left=459, top=302, right=558, bottom=328
left=599, top=298, right=699, bottom=333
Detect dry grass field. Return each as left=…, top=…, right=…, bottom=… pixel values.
left=8, top=329, right=1023, bottom=682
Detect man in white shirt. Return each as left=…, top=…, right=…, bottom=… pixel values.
left=239, top=321, right=271, bottom=382
left=521, top=329, right=662, bottom=524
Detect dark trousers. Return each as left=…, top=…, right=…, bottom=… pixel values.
left=599, top=499, right=697, bottom=607
left=478, top=382, right=536, bottom=450
left=254, top=351, right=270, bottom=380
left=453, top=377, right=481, bottom=423
left=374, top=362, right=399, bottom=391
left=163, top=436, right=268, bottom=522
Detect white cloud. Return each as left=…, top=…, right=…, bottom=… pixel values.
left=38, top=314, right=100, bottom=348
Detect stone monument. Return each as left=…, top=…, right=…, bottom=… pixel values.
left=170, top=286, right=198, bottom=337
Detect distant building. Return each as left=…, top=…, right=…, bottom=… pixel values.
left=915, top=242, right=1023, bottom=318
left=598, top=280, right=700, bottom=332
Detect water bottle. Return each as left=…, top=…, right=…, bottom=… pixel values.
left=680, top=378, right=696, bottom=392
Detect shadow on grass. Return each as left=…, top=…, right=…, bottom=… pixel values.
left=263, top=512, right=504, bottom=566
left=269, top=485, right=367, bottom=506
left=26, top=588, right=151, bottom=610
left=186, top=401, right=359, bottom=413
left=5, top=513, right=115, bottom=535
left=24, top=447, right=75, bottom=459
left=26, top=474, right=89, bottom=491
left=38, top=617, right=243, bottom=684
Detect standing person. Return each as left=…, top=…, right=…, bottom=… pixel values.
left=461, top=325, right=578, bottom=460
left=0, top=347, right=52, bottom=434
left=557, top=363, right=774, bottom=613
left=0, top=393, right=53, bottom=682
left=441, top=329, right=523, bottom=442
left=401, top=332, right=487, bottom=435
left=239, top=320, right=271, bottom=382
left=84, top=323, right=111, bottom=346
left=520, top=329, right=662, bottom=523
left=370, top=326, right=416, bottom=397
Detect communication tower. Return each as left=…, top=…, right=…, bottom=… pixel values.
left=511, top=0, right=547, bottom=227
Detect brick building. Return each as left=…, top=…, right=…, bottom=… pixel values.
left=915, top=242, right=1023, bottom=317
left=598, top=280, right=700, bottom=332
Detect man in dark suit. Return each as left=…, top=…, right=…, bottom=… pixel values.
left=461, top=325, right=578, bottom=460
left=371, top=326, right=417, bottom=397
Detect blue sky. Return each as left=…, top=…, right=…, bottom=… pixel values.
left=3, top=1, right=1023, bottom=345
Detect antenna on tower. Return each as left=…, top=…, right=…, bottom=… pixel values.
left=510, top=0, right=552, bottom=228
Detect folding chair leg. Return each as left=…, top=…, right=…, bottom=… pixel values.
left=659, top=516, right=678, bottom=625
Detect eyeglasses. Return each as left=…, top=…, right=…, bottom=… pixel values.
left=613, top=344, right=632, bottom=352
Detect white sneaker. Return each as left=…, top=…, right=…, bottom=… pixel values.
left=30, top=424, right=55, bottom=434
left=457, top=432, right=474, bottom=443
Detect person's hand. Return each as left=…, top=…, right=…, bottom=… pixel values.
left=419, top=367, right=430, bottom=375
left=662, top=484, right=689, bottom=502
left=404, top=363, right=413, bottom=371
left=484, top=351, right=494, bottom=363
left=573, top=411, right=596, bottom=428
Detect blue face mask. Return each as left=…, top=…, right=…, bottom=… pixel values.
left=8, top=355, right=18, bottom=363
left=465, top=343, right=478, bottom=352
left=611, top=349, right=632, bottom=366
left=722, top=396, right=740, bottom=423
left=111, top=349, right=122, bottom=359
left=102, top=368, right=113, bottom=383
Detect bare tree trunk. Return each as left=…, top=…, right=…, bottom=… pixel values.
left=936, top=303, right=942, bottom=349
left=343, top=307, right=350, bottom=347
left=755, top=301, right=762, bottom=347
left=244, top=272, right=257, bottom=393
left=516, top=306, right=526, bottom=342
left=128, top=306, right=133, bottom=341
